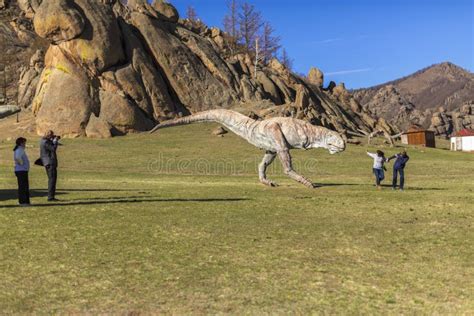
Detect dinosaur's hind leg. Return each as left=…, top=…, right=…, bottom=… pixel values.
left=259, top=151, right=278, bottom=187
left=278, top=150, right=316, bottom=188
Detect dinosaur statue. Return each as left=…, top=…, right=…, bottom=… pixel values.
left=150, top=109, right=346, bottom=188
left=0, top=105, right=20, bottom=120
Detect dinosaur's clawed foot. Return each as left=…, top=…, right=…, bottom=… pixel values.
left=304, top=182, right=320, bottom=189
left=260, top=179, right=279, bottom=187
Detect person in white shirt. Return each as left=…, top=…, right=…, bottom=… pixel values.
left=13, top=137, right=31, bottom=206
left=367, top=150, right=388, bottom=189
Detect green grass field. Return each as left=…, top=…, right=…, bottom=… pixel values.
left=0, top=124, right=473, bottom=314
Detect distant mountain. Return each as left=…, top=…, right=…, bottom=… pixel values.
left=354, top=62, right=474, bottom=131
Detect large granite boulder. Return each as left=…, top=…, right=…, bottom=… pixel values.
left=85, top=114, right=112, bottom=138
left=32, top=46, right=94, bottom=137
left=150, top=0, right=179, bottom=22
left=33, top=0, right=85, bottom=43
left=130, top=12, right=236, bottom=110
left=308, top=67, right=324, bottom=88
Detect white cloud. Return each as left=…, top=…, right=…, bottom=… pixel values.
left=325, top=68, right=372, bottom=76
left=312, top=38, right=343, bottom=45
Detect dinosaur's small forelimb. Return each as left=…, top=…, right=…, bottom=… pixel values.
left=278, top=150, right=315, bottom=188
left=259, top=151, right=278, bottom=187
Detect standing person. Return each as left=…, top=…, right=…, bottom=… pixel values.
left=40, top=130, right=60, bottom=202
left=367, top=150, right=388, bottom=189
left=14, top=137, right=31, bottom=206
left=388, top=150, right=410, bottom=191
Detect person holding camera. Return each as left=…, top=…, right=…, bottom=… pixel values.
left=14, top=137, right=31, bottom=206
left=40, top=130, right=61, bottom=202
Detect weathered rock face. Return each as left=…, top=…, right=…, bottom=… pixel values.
left=429, top=102, right=474, bottom=138
left=308, top=67, right=324, bottom=88
left=33, top=46, right=95, bottom=137
left=17, top=49, right=44, bottom=108
left=33, top=0, right=85, bottom=43
left=354, top=84, right=433, bottom=131
left=8, top=0, right=390, bottom=138
left=355, top=63, right=474, bottom=131
left=85, top=114, right=112, bottom=138
left=0, top=0, right=47, bottom=105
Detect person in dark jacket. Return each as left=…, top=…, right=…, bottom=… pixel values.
left=14, top=137, right=31, bottom=206
left=40, top=130, right=60, bottom=201
left=388, top=150, right=410, bottom=191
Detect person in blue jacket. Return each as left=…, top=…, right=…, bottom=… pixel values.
left=388, top=150, right=410, bottom=191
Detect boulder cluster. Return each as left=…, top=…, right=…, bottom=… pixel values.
left=4, top=0, right=394, bottom=138
left=0, top=0, right=48, bottom=105
left=429, top=102, right=474, bottom=138
left=353, top=85, right=432, bottom=131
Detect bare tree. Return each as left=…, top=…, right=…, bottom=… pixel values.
left=280, top=49, right=293, bottom=70
left=186, top=6, right=199, bottom=22
left=223, top=0, right=239, bottom=40
left=238, top=2, right=263, bottom=52
left=260, top=22, right=281, bottom=63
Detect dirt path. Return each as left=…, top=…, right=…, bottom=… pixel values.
left=0, top=110, right=36, bottom=140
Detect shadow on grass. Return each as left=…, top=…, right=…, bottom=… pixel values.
left=375, top=184, right=445, bottom=190
left=404, top=187, right=446, bottom=191
left=0, top=189, right=66, bottom=201
left=0, top=188, right=146, bottom=201
left=314, top=183, right=361, bottom=187
left=0, top=197, right=250, bottom=208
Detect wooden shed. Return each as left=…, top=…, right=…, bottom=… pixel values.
left=401, top=126, right=436, bottom=148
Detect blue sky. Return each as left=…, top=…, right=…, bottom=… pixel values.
left=168, top=0, right=473, bottom=89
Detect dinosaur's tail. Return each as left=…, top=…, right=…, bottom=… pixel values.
left=149, top=109, right=252, bottom=134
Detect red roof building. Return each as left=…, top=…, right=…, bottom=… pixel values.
left=454, top=129, right=474, bottom=137
left=451, top=129, right=474, bottom=152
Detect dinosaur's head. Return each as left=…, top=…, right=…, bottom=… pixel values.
left=325, top=131, right=346, bottom=154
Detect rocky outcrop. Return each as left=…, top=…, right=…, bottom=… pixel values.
left=429, top=102, right=474, bottom=138
left=354, top=84, right=431, bottom=131
left=85, top=114, right=112, bottom=138
left=6, top=0, right=391, bottom=138
left=355, top=63, right=474, bottom=131
left=308, top=67, right=324, bottom=88
left=17, top=49, right=44, bottom=108
left=0, top=0, right=47, bottom=105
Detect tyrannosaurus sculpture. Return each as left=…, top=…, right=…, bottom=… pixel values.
left=150, top=109, right=346, bottom=188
